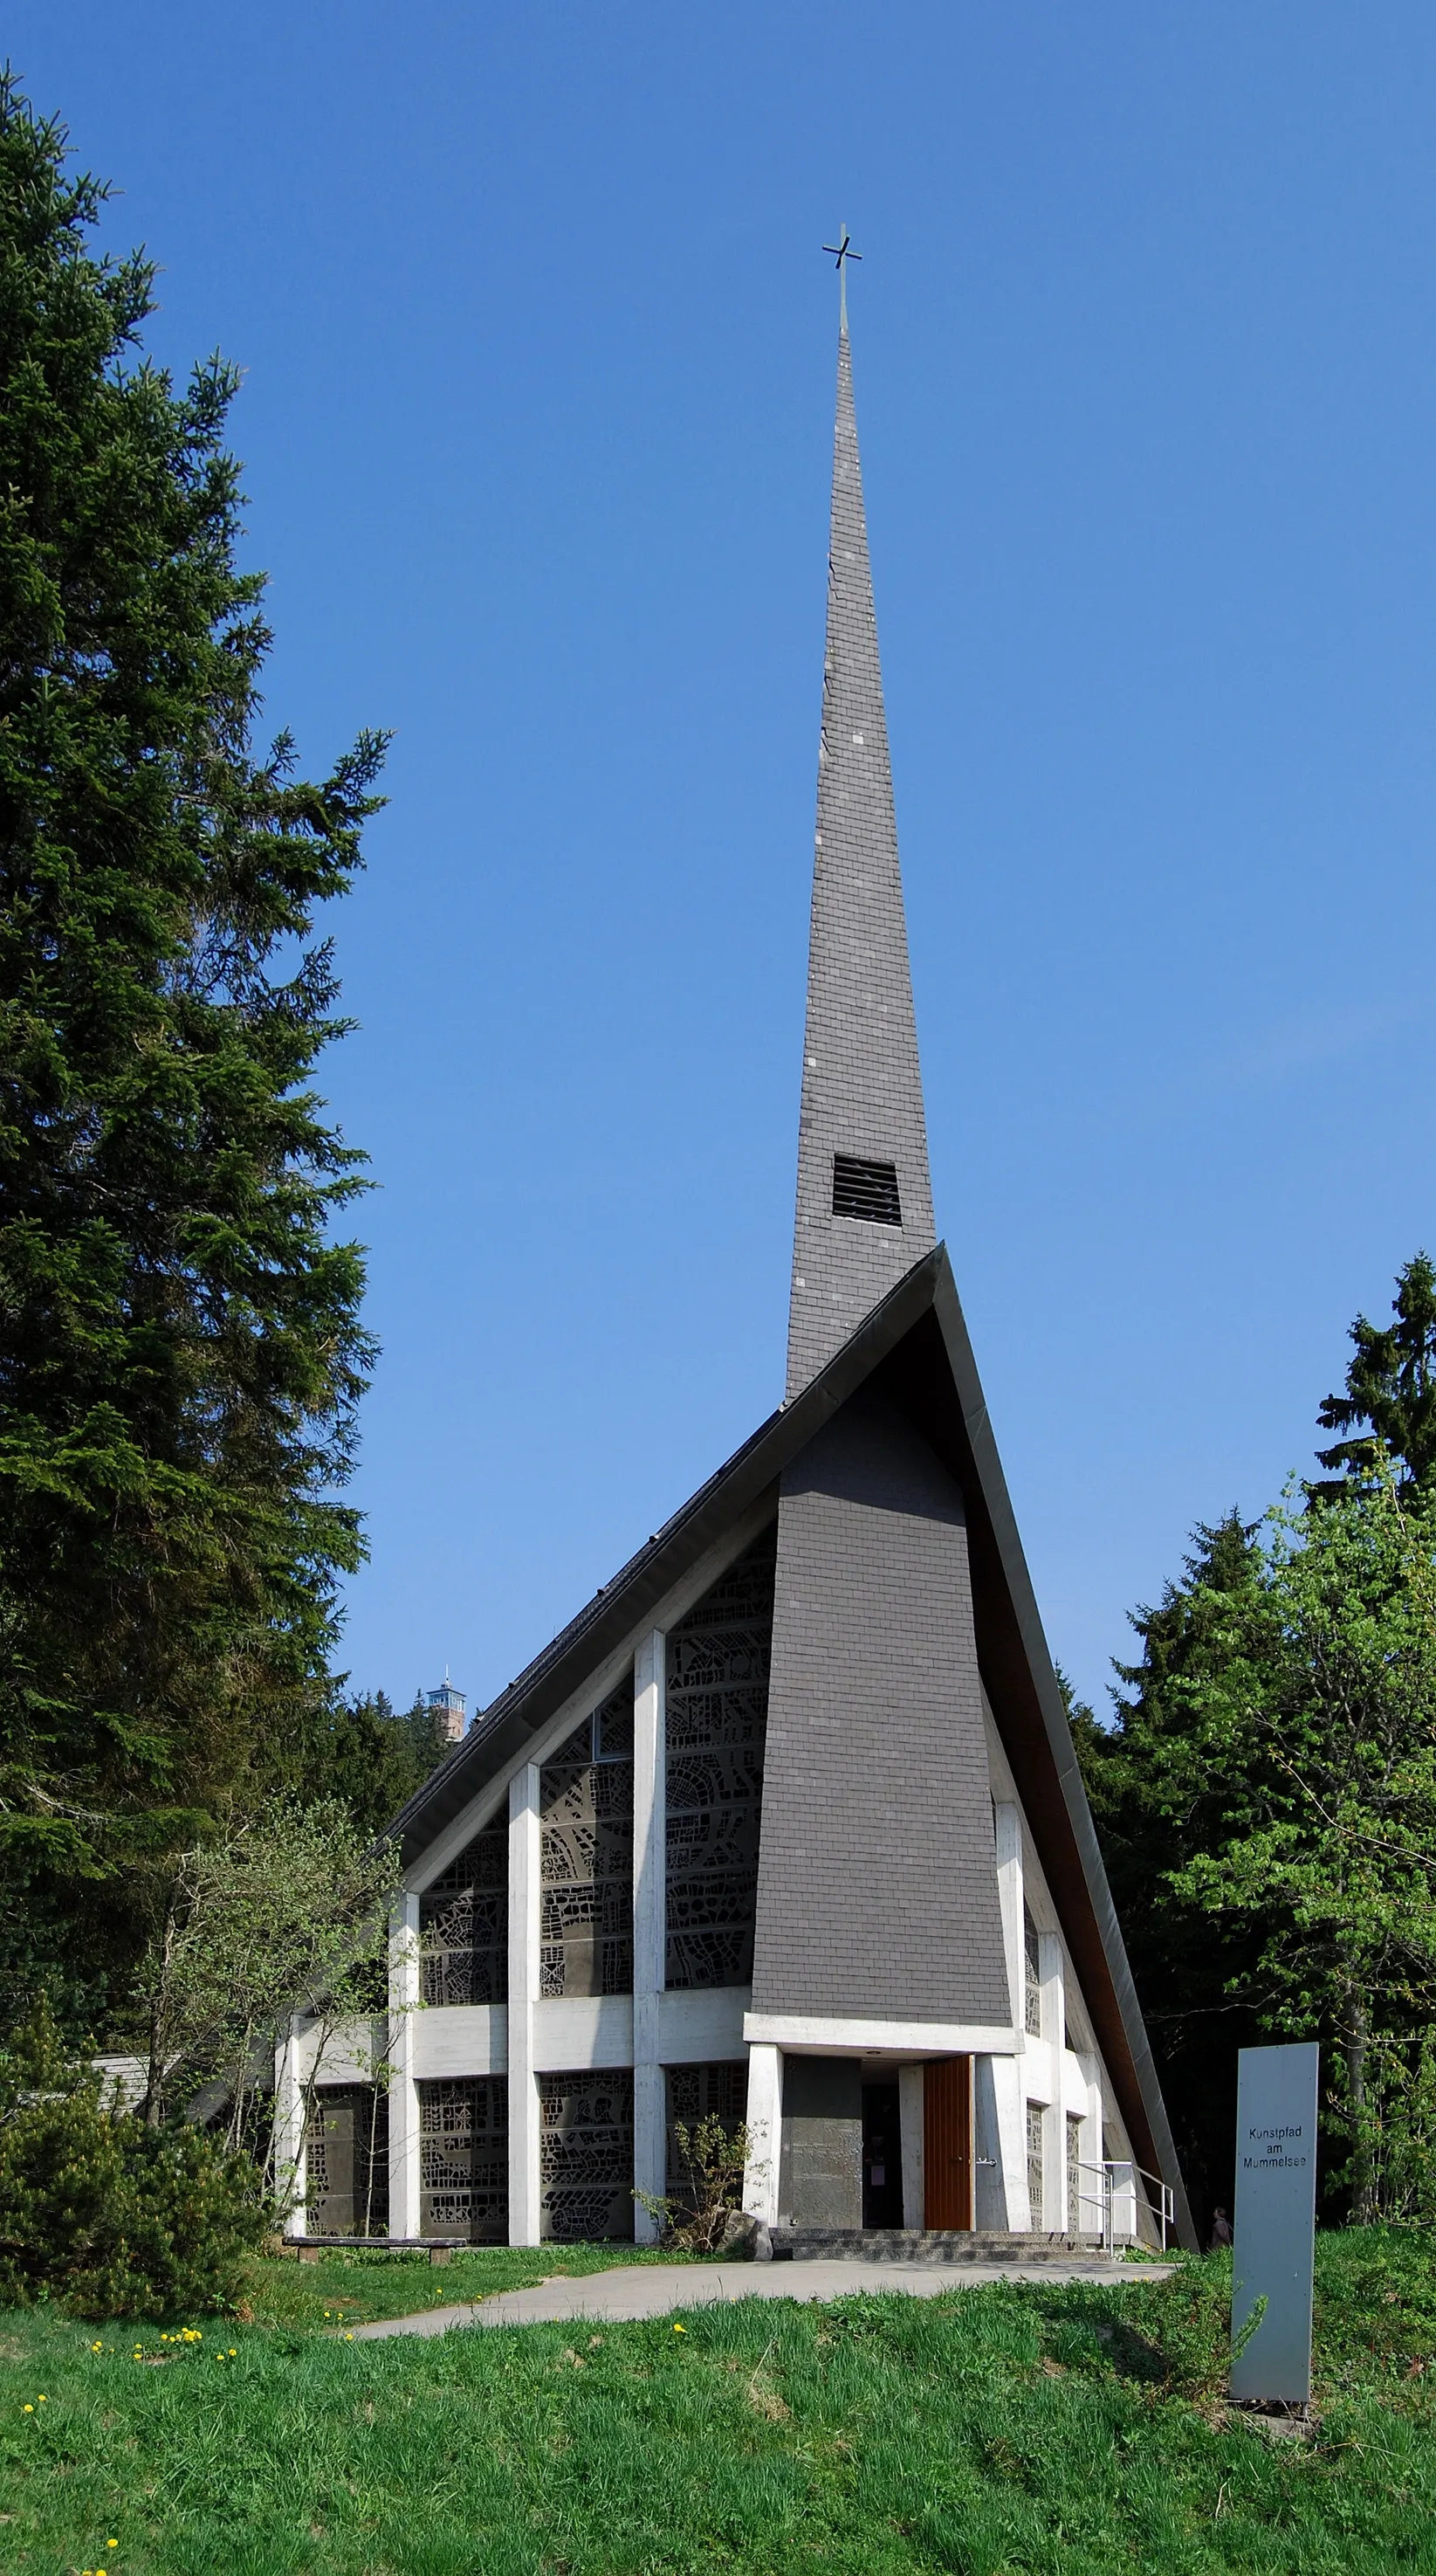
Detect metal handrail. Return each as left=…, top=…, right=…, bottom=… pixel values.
left=1071, top=2157, right=1175, bottom=2253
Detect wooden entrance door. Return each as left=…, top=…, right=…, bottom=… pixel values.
left=924, top=2057, right=973, bottom=2229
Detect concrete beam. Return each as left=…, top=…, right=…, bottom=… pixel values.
left=275, top=2022, right=306, bottom=2236
left=743, top=2042, right=782, bottom=2225
left=387, top=1894, right=421, bottom=2240
left=631, top=1629, right=666, bottom=2244
left=507, top=1764, right=541, bottom=2245
left=994, top=1805, right=1024, bottom=2042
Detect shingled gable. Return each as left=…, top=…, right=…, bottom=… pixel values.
left=389, top=1240, right=1192, bottom=2246
left=388, top=1246, right=945, bottom=1872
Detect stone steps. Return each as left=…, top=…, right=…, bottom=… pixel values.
left=769, top=2227, right=1103, bottom=2265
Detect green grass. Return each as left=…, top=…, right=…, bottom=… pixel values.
left=2, top=2230, right=1434, bottom=2573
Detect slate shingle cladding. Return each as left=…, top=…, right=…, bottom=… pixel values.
left=787, top=325, right=936, bottom=1399
left=752, top=1383, right=1010, bottom=2025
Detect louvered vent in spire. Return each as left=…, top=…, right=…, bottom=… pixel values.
left=832, top=1154, right=902, bottom=1227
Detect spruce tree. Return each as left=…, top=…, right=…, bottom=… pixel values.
left=0, top=79, right=384, bottom=2021
left=295, top=1692, right=457, bottom=1840
left=1316, top=1251, right=1436, bottom=1496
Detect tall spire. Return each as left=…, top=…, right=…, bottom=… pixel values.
left=786, top=284, right=936, bottom=1398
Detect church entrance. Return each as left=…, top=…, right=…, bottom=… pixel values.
left=861, top=2082, right=904, bottom=2228
left=924, top=2057, right=973, bottom=2229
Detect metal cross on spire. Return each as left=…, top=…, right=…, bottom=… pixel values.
left=821, top=223, right=862, bottom=332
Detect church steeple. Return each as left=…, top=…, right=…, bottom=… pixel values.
left=786, top=286, right=936, bottom=1399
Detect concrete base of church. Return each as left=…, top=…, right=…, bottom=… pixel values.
left=296, top=1997, right=1127, bottom=2249
left=769, top=2228, right=1109, bottom=2264
left=306, top=1470, right=1167, bottom=2254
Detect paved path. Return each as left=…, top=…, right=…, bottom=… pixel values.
left=351, top=2257, right=1173, bottom=2339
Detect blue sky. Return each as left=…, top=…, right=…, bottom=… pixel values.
left=10, top=3, right=1436, bottom=1719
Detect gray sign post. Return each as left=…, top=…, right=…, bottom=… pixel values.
left=1230, top=2040, right=1319, bottom=2404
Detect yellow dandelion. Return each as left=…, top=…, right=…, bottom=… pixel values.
left=229, top=2348, right=237, bottom=2357
left=22, top=2402, right=32, bottom=2412
left=37, top=2393, right=45, bottom=2401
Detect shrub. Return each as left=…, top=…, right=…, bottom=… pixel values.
left=0, top=2003, right=270, bottom=2318
left=636, top=2113, right=751, bottom=2252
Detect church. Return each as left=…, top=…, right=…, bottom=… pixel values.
left=284, top=278, right=1193, bottom=2259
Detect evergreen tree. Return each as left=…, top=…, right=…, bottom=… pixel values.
left=1071, top=1517, right=1269, bottom=2231
left=1316, top=1251, right=1436, bottom=1495
left=293, top=1693, right=416, bottom=1842
left=394, top=1689, right=463, bottom=1783
left=0, top=80, right=384, bottom=2022
left=295, top=1691, right=458, bottom=1839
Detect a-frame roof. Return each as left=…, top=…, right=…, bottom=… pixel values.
left=388, top=1244, right=1196, bottom=2252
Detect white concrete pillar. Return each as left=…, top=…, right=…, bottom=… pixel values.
left=274, top=2020, right=306, bottom=2235
left=742, top=2043, right=781, bottom=2225
left=973, top=2056, right=1006, bottom=2228
left=1039, top=1933, right=1065, bottom=2224
left=990, top=2052, right=1031, bottom=2230
left=1065, top=2060, right=1103, bottom=2237
left=632, top=1630, right=667, bottom=2243
left=387, top=1892, right=421, bottom=2239
left=898, top=2063, right=925, bottom=2228
left=994, top=1805, right=1025, bottom=2040
left=1040, top=2100, right=1063, bottom=2236
left=507, top=1763, right=541, bottom=2244
left=1038, top=1930, right=1063, bottom=2054
left=1083, top=2072, right=1104, bottom=2236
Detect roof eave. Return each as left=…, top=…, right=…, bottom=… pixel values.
left=388, top=1248, right=948, bottom=1865
left=924, top=1252, right=1197, bottom=2251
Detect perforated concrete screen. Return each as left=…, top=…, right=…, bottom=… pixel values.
left=1024, top=1907, right=1042, bottom=2038
left=418, top=2077, right=508, bottom=2242
left=665, top=1532, right=773, bottom=1988
left=420, top=1817, right=507, bottom=2008
left=1027, top=2103, right=1046, bottom=2228
left=539, top=1679, right=635, bottom=1998
left=665, top=2061, right=747, bottom=2208
left=306, top=2085, right=388, bottom=2238
left=539, top=2070, right=635, bottom=2242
